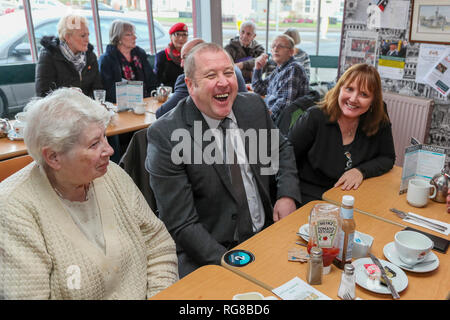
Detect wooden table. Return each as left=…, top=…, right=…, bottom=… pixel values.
left=322, top=166, right=449, bottom=240
left=150, top=265, right=277, bottom=300
left=0, top=97, right=162, bottom=161
left=222, top=201, right=450, bottom=300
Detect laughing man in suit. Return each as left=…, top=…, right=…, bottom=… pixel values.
left=145, top=43, right=302, bottom=277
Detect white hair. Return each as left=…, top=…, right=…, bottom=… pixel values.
left=57, top=14, right=88, bottom=41
left=240, top=21, right=256, bottom=34
left=24, top=88, right=110, bottom=166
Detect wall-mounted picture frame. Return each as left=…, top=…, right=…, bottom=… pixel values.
left=409, top=0, right=450, bottom=44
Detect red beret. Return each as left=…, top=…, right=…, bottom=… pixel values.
left=169, top=22, right=188, bottom=35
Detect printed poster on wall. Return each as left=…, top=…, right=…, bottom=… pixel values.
left=424, top=47, right=450, bottom=97
left=416, top=43, right=449, bottom=84
left=342, top=31, right=378, bottom=73
left=378, top=38, right=407, bottom=80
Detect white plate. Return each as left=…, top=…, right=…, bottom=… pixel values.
left=298, top=223, right=309, bottom=242
left=383, top=242, right=439, bottom=273
left=352, top=257, right=408, bottom=295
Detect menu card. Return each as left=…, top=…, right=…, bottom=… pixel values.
left=399, top=143, right=447, bottom=194
left=115, top=80, right=143, bottom=111
left=272, top=277, right=332, bottom=300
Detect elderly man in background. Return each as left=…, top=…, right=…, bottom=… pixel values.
left=146, top=43, right=301, bottom=278
left=252, top=34, right=309, bottom=123
left=0, top=88, right=178, bottom=299
left=225, top=21, right=265, bottom=83
left=156, top=38, right=247, bottom=119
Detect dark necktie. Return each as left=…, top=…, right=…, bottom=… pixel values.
left=219, top=117, right=254, bottom=242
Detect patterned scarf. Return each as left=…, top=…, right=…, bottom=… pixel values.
left=165, top=42, right=181, bottom=66
left=118, top=49, right=144, bottom=81
left=59, top=40, right=86, bottom=74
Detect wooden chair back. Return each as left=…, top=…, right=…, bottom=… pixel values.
left=0, top=155, right=33, bottom=182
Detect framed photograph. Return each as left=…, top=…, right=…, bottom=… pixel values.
left=409, top=0, right=450, bottom=44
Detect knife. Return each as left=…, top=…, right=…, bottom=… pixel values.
left=368, top=253, right=400, bottom=299
left=390, top=208, right=447, bottom=232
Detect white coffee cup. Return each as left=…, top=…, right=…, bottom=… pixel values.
left=394, top=230, right=433, bottom=265
left=133, top=102, right=146, bottom=115
left=406, top=178, right=437, bottom=207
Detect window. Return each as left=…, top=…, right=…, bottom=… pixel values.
left=152, top=0, right=193, bottom=53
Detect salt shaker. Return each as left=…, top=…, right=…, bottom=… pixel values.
left=306, top=246, right=323, bottom=285
left=338, top=263, right=356, bottom=300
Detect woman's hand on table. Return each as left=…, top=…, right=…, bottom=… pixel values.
left=334, top=168, right=363, bottom=191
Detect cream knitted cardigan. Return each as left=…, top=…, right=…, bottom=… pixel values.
left=0, top=161, right=178, bottom=299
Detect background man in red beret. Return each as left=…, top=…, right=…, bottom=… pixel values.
left=155, top=22, right=189, bottom=90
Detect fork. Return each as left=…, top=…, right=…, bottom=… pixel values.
left=342, top=292, right=354, bottom=300
left=390, top=208, right=447, bottom=232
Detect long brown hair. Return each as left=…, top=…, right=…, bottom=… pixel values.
left=319, top=63, right=389, bottom=136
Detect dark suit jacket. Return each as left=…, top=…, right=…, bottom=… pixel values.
left=145, top=92, right=301, bottom=277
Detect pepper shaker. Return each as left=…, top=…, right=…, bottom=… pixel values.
left=306, top=246, right=323, bottom=285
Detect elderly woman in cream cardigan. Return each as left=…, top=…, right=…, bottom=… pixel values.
left=0, top=88, right=178, bottom=299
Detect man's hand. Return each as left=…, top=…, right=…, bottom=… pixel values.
left=254, top=53, right=268, bottom=70
left=273, top=197, right=297, bottom=222
left=334, top=168, right=364, bottom=191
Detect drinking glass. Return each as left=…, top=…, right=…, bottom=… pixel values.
left=93, top=90, right=106, bottom=104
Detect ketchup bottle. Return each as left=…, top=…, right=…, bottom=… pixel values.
left=307, top=203, right=341, bottom=275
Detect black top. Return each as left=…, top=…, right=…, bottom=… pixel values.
left=155, top=49, right=184, bottom=90
left=288, top=106, right=396, bottom=204
left=35, top=36, right=103, bottom=98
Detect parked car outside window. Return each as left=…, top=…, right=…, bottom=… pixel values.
left=0, top=9, right=169, bottom=117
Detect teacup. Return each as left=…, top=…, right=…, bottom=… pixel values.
left=13, top=112, right=27, bottom=137
left=133, top=102, right=146, bottom=115
left=406, top=178, right=437, bottom=207
left=394, top=230, right=433, bottom=265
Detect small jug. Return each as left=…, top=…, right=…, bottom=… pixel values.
left=430, top=168, right=449, bottom=203
left=151, top=84, right=172, bottom=103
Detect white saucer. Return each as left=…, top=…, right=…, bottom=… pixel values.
left=298, top=224, right=309, bottom=242
left=383, top=242, right=439, bottom=273
left=352, top=257, right=408, bottom=295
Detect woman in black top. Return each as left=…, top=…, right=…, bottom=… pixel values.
left=99, top=20, right=158, bottom=103
left=35, top=14, right=103, bottom=98
left=154, top=22, right=188, bottom=90
left=288, top=63, right=395, bottom=205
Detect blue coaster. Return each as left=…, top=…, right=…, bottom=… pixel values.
left=223, top=250, right=255, bottom=267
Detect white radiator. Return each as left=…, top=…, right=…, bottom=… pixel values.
left=383, top=91, right=434, bottom=167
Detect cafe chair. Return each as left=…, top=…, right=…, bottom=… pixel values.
left=275, top=89, right=320, bottom=136
left=0, top=154, right=33, bottom=182
left=119, top=128, right=158, bottom=215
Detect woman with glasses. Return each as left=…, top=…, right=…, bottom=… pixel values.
left=155, top=22, right=188, bottom=90
left=99, top=20, right=158, bottom=103
left=288, top=64, right=395, bottom=205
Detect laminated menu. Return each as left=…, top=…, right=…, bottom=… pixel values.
left=399, top=143, right=446, bottom=194
left=115, top=80, right=143, bottom=111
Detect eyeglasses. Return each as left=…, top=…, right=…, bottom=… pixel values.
left=271, top=44, right=291, bottom=50
left=173, top=32, right=188, bottom=38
